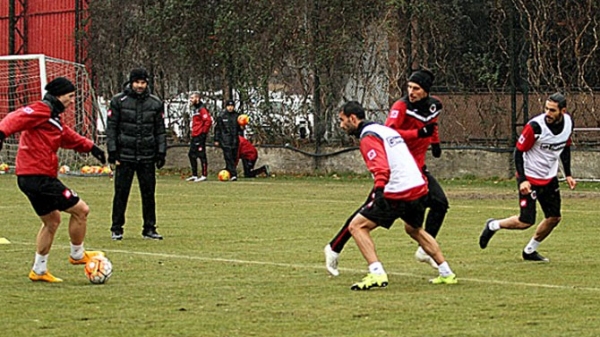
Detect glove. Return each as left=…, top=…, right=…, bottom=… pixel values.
left=91, top=145, right=106, bottom=164
left=155, top=154, right=166, bottom=169
left=372, top=187, right=389, bottom=210
left=108, top=151, right=119, bottom=164
left=417, top=123, right=437, bottom=138
left=431, top=143, right=442, bottom=158
left=0, top=131, right=5, bottom=151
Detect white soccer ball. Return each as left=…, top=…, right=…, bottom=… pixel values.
left=84, top=255, right=113, bottom=284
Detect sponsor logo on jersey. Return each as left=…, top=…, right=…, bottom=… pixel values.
left=367, top=149, right=377, bottom=160
left=387, top=135, right=404, bottom=147
left=540, top=142, right=566, bottom=151
left=429, top=104, right=437, bottom=113
left=530, top=191, right=537, bottom=200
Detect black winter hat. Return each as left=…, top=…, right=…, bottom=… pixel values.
left=45, top=77, right=76, bottom=97
left=408, top=70, right=435, bottom=93
left=129, top=68, right=149, bottom=83
left=225, top=100, right=235, bottom=106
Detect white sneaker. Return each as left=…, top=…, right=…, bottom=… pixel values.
left=324, top=244, right=340, bottom=276
left=195, top=176, right=207, bottom=182
left=186, top=176, right=198, bottom=182
left=415, top=246, right=438, bottom=269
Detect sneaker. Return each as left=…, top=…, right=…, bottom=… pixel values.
left=230, top=176, right=238, bottom=181
left=324, top=244, right=340, bottom=276
left=479, top=218, right=496, bottom=249
left=350, top=273, right=389, bottom=290
left=29, top=270, right=63, bottom=283
left=196, top=176, right=207, bottom=182
left=69, top=251, right=105, bottom=265
left=142, top=229, right=163, bottom=240
left=429, top=273, right=458, bottom=285
left=186, top=176, right=198, bottom=182
left=111, top=231, right=123, bottom=241
left=264, top=165, right=271, bottom=177
left=414, top=247, right=438, bottom=269
left=522, top=251, right=549, bottom=262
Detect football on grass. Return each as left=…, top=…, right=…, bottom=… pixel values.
left=218, top=170, right=231, bottom=181
left=84, top=255, right=113, bottom=284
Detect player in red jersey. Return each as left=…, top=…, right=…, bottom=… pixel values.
left=479, top=93, right=576, bottom=262
left=335, top=101, right=457, bottom=290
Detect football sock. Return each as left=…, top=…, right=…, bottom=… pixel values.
left=438, top=261, right=454, bottom=277
left=368, top=261, right=386, bottom=275
left=32, top=253, right=49, bottom=274
left=416, top=246, right=427, bottom=256
left=70, top=243, right=84, bottom=260
left=489, top=220, right=501, bottom=231
left=524, top=238, right=541, bottom=254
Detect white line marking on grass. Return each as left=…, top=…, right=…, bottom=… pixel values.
left=8, top=241, right=600, bottom=292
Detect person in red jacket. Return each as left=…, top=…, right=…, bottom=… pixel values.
left=236, top=136, right=270, bottom=178
left=186, top=92, right=212, bottom=182
left=335, top=101, right=456, bottom=290
left=0, top=77, right=106, bottom=283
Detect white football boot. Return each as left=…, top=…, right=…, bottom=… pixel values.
left=415, top=246, right=438, bottom=269
left=324, top=244, right=340, bottom=276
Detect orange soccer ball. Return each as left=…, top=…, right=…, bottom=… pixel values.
left=218, top=169, right=231, bottom=181
left=84, top=255, right=113, bottom=284
left=237, top=114, right=250, bottom=127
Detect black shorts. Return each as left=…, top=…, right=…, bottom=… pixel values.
left=17, top=175, right=80, bottom=216
left=518, top=177, right=561, bottom=225
left=359, top=192, right=427, bottom=229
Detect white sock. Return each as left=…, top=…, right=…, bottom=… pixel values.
left=32, top=253, right=49, bottom=275
left=438, top=261, right=454, bottom=277
left=368, top=261, right=386, bottom=275
left=524, top=238, right=541, bottom=254
left=489, top=220, right=501, bottom=231
left=70, top=243, right=84, bottom=260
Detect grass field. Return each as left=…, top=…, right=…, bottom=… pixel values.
left=1, top=173, right=600, bottom=337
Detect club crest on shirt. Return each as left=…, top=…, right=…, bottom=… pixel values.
left=367, top=149, right=377, bottom=160
left=389, top=110, right=399, bottom=118
left=23, top=106, right=34, bottom=114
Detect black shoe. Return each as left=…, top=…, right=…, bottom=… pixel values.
left=479, top=218, right=496, bottom=249
left=111, top=231, right=123, bottom=241
left=230, top=176, right=238, bottom=181
left=142, top=229, right=163, bottom=240
left=522, top=251, right=549, bottom=262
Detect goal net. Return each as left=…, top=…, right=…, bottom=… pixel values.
left=0, top=54, right=102, bottom=172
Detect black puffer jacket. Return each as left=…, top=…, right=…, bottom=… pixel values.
left=106, top=86, right=166, bottom=162
left=214, top=109, right=243, bottom=147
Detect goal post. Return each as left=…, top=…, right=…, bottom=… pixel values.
left=0, top=54, right=102, bottom=171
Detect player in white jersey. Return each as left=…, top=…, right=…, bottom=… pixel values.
left=336, top=101, right=457, bottom=290
left=479, top=93, right=576, bottom=262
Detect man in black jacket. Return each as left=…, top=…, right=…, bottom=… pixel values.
left=106, top=68, right=167, bottom=240
left=214, top=100, right=243, bottom=181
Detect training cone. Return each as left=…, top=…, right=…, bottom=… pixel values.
left=0, top=237, right=11, bottom=244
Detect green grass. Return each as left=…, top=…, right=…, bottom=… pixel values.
left=1, top=173, right=600, bottom=336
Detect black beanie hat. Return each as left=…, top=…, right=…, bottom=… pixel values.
left=226, top=100, right=235, bottom=106
left=129, top=68, right=149, bottom=83
left=408, top=70, right=435, bottom=93
left=45, top=77, right=76, bottom=97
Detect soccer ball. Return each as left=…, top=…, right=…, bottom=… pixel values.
left=237, top=114, right=250, bottom=127
left=84, top=255, right=113, bottom=284
left=59, top=165, right=70, bottom=174
left=218, top=169, right=231, bottom=181
left=0, top=163, right=8, bottom=174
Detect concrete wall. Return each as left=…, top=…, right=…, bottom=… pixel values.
left=165, top=144, right=600, bottom=180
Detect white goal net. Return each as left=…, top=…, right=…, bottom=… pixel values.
left=0, top=54, right=101, bottom=172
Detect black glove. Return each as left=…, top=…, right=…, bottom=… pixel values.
left=91, top=145, right=106, bottom=164
left=431, top=143, right=442, bottom=158
left=0, top=131, right=5, bottom=151
left=155, top=154, right=166, bottom=169
left=108, top=151, right=119, bottom=164
left=372, top=187, right=389, bottom=210
left=417, top=123, right=437, bottom=138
